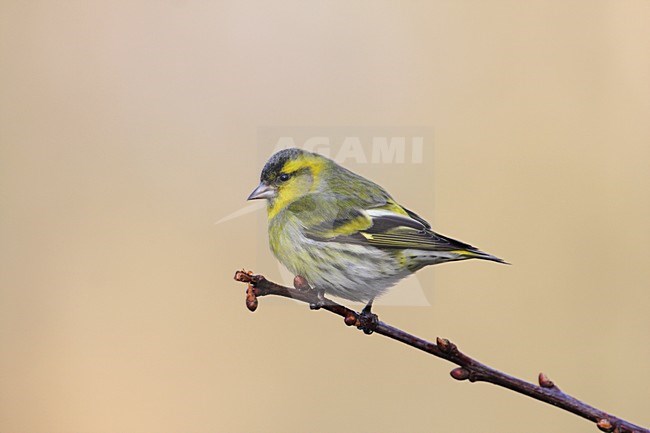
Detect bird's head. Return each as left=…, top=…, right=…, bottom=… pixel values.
left=248, top=148, right=328, bottom=218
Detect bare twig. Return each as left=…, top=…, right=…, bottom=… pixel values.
left=234, top=270, right=648, bottom=433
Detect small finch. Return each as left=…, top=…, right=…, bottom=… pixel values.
left=248, top=148, right=506, bottom=316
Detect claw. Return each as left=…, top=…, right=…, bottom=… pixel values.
left=309, top=288, right=326, bottom=310
left=292, top=275, right=325, bottom=310
left=357, top=299, right=378, bottom=334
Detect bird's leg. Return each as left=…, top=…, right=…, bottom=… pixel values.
left=357, top=298, right=379, bottom=335
left=293, top=275, right=325, bottom=310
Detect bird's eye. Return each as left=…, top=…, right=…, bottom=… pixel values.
left=279, top=173, right=290, bottom=182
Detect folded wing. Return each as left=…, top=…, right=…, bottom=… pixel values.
left=305, top=204, right=506, bottom=263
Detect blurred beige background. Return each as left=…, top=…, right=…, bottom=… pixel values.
left=1, top=1, right=649, bottom=432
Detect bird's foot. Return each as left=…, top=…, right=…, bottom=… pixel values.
left=357, top=302, right=378, bottom=335
left=309, top=288, right=326, bottom=310
left=293, top=275, right=325, bottom=310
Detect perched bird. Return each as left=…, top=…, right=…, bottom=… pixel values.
left=248, top=148, right=505, bottom=319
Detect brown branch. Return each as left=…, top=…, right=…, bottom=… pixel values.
left=234, top=270, right=648, bottom=433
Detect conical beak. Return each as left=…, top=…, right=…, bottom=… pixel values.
left=247, top=182, right=276, bottom=200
